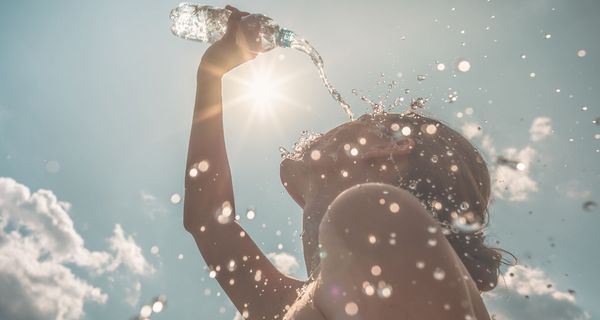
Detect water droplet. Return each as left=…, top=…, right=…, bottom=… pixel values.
left=377, top=281, right=393, bottom=298
left=350, top=148, right=359, bottom=156
left=222, top=203, right=232, bottom=217
left=368, top=235, right=377, bottom=244
left=178, top=254, right=184, bottom=260
left=520, top=54, right=527, bottom=59
left=198, top=160, right=210, bottom=172
left=433, top=267, right=446, bottom=280
left=389, top=202, right=400, bottom=213
left=459, top=202, right=470, bottom=210
left=310, top=149, right=321, bottom=160
left=529, top=72, right=536, bottom=78
left=345, top=302, right=359, bottom=316
left=170, top=193, right=182, bottom=204
left=228, top=259, right=237, bottom=272
left=246, top=209, right=256, bottom=220
left=358, top=137, right=367, bottom=145
left=427, top=226, right=438, bottom=233
left=410, top=97, right=428, bottom=110
left=431, top=155, right=439, bottom=163
left=379, top=198, right=386, bottom=205
left=544, top=33, right=552, bottom=39
left=426, top=124, right=438, bottom=134
left=362, top=281, right=375, bottom=296
left=416, top=261, right=426, bottom=269
left=371, top=265, right=382, bottom=276
left=417, top=74, right=427, bottom=81
left=189, top=167, right=199, bottom=177
left=401, top=126, right=412, bottom=136
left=152, top=300, right=164, bottom=313
left=583, top=201, right=597, bottom=211
left=341, top=170, right=349, bottom=178
left=150, top=245, right=160, bottom=255
left=140, top=305, right=152, bottom=317
left=427, top=238, right=438, bottom=247
left=457, top=60, right=471, bottom=72
left=432, top=201, right=443, bottom=210
left=577, top=49, right=587, bottom=57
left=254, top=270, right=262, bottom=282
left=436, top=63, right=446, bottom=71
left=209, top=270, right=217, bottom=278
left=450, top=164, right=459, bottom=172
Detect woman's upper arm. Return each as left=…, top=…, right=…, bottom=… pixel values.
left=315, top=183, right=489, bottom=320
left=185, top=190, right=305, bottom=319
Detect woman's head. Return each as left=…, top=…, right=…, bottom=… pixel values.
left=280, top=112, right=503, bottom=291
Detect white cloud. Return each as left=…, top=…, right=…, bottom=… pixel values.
left=140, top=191, right=168, bottom=219
left=0, top=177, right=154, bottom=320
left=105, top=224, right=155, bottom=275
left=529, top=117, right=552, bottom=142
left=477, top=133, right=538, bottom=202
left=461, top=122, right=483, bottom=140
left=555, top=180, right=591, bottom=200
left=485, top=265, right=590, bottom=320
left=266, top=252, right=299, bottom=276
left=125, top=281, right=142, bottom=307
left=492, top=146, right=538, bottom=202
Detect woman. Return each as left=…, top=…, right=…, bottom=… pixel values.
left=183, top=6, right=504, bottom=319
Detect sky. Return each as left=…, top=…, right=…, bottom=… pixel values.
left=0, top=0, right=598, bottom=319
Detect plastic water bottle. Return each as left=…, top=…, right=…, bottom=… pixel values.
left=169, top=3, right=296, bottom=52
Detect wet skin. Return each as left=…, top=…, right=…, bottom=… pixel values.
left=183, top=6, right=491, bottom=320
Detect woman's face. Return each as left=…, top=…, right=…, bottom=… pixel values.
left=281, top=116, right=417, bottom=205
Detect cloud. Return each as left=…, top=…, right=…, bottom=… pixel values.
left=473, top=117, right=552, bottom=202
left=529, top=117, right=552, bottom=142
left=125, top=281, right=142, bottom=307
left=485, top=265, right=590, bottom=320
left=140, top=191, right=168, bottom=219
left=461, top=122, right=483, bottom=140
left=105, top=224, right=155, bottom=275
left=0, top=177, right=154, bottom=320
left=266, top=252, right=299, bottom=276
left=492, top=146, right=538, bottom=202
left=555, top=180, right=592, bottom=200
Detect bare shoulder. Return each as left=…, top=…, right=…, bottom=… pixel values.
left=314, top=183, right=490, bottom=320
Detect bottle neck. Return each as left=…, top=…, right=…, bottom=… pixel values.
left=276, top=28, right=296, bottom=48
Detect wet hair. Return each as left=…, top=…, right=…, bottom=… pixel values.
left=321, top=112, right=506, bottom=292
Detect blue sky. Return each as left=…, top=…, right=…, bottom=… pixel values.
left=0, top=0, right=598, bottom=319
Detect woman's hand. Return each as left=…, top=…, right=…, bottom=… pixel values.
left=199, top=5, right=259, bottom=78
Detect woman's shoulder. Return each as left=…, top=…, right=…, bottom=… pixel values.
left=314, top=182, right=490, bottom=319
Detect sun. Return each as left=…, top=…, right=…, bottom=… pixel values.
left=226, top=54, right=304, bottom=122
left=249, top=72, right=278, bottom=112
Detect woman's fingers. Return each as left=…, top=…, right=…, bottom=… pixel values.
left=222, top=6, right=245, bottom=42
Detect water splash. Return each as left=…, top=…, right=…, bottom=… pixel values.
left=290, top=38, right=354, bottom=120
left=280, top=130, right=323, bottom=160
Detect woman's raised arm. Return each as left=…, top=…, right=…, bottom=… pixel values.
left=183, top=6, right=304, bottom=319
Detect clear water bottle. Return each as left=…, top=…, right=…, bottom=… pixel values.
left=169, top=3, right=296, bottom=53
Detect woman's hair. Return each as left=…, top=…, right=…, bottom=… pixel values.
left=331, top=112, right=506, bottom=291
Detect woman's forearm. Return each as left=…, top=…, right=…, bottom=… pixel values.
left=183, top=66, right=234, bottom=230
